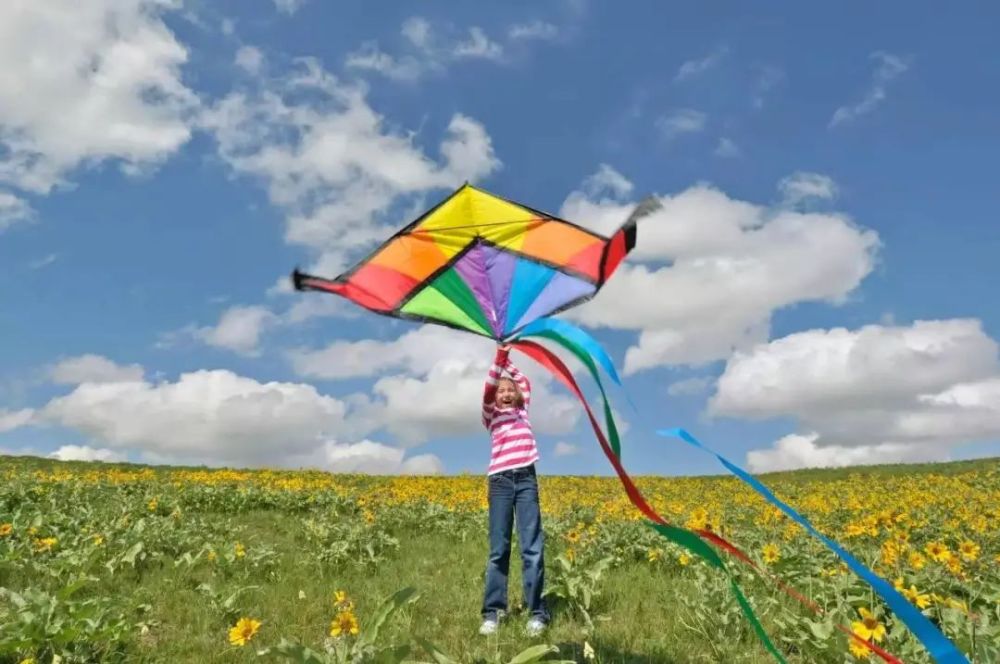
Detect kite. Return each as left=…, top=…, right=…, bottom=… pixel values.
left=291, top=183, right=966, bottom=664
left=291, top=182, right=653, bottom=342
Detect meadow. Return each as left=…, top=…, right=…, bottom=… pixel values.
left=1, top=455, right=998, bottom=663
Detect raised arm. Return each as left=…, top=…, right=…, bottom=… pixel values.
left=482, top=345, right=509, bottom=427
left=503, top=356, right=531, bottom=409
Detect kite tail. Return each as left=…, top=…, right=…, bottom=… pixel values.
left=658, top=428, right=970, bottom=664
left=509, top=338, right=788, bottom=664
left=509, top=322, right=908, bottom=664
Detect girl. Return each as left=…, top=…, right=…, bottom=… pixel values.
left=479, top=343, right=548, bottom=636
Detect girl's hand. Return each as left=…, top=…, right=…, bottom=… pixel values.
left=498, top=343, right=511, bottom=351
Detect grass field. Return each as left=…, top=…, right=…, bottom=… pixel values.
left=1, top=455, right=999, bottom=663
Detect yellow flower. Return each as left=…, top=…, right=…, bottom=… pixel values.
left=18, top=658, right=36, bottom=664
left=958, top=540, right=979, bottom=561
left=647, top=548, right=662, bottom=563
left=901, top=584, right=930, bottom=609
left=234, top=542, right=246, bottom=558
left=678, top=553, right=691, bottom=566
left=333, top=590, right=354, bottom=610
left=848, top=636, right=872, bottom=660
left=0, top=523, right=12, bottom=537
left=565, top=548, right=576, bottom=563
left=207, top=549, right=217, bottom=562
left=908, top=551, right=926, bottom=570
left=147, top=497, right=158, bottom=512
left=92, top=534, right=105, bottom=546
left=851, top=608, right=886, bottom=643
left=565, top=529, right=581, bottom=544
left=762, top=543, right=780, bottom=565
left=925, top=541, right=951, bottom=563
left=33, top=537, right=57, bottom=552
left=330, top=610, right=359, bottom=637
left=228, top=617, right=261, bottom=646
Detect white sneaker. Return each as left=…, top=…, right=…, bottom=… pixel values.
left=479, top=618, right=498, bottom=635
left=525, top=617, right=546, bottom=636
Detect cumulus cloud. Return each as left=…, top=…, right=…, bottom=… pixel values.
left=290, top=326, right=580, bottom=445
left=558, top=167, right=879, bottom=372
left=779, top=172, right=838, bottom=207
left=235, top=46, right=264, bottom=74
left=50, top=354, right=145, bottom=385
left=553, top=441, right=580, bottom=457
left=202, top=57, right=499, bottom=278
left=710, top=319, right=1000, bottom=470
left=39, top=368, right=349, bottom=466
left=0, top=408, right=34, bottom=433
left=192, top=305, right=278, bottom=356
left=0, top=191, right=34, bottom=231
left=746, top=433, right=946, bottom=473
left=0, top=0, right=198, bottom=194
left=49, top=445, right=126, bottom=463
left=830, top=51, right=910, bottom=127
left=289, top=439, right=443, bottom=474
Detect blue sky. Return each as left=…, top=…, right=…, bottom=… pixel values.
left=2, top=0, right=999, bottom=476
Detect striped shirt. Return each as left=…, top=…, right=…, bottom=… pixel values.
left=482, top=347, right=540, bottom=475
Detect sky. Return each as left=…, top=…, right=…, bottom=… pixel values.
left=3, top=0, right=1000, bottom=477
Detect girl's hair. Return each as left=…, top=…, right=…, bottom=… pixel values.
left=495, top=376, right=525, bottom=408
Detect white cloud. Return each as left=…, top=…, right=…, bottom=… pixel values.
left=558, top=171, right=879, bottom=372
left=290, top=326, right=580, bottom=445
left=272, top=0, right=306, bottom=15
left=746, top=433, right=946, bottom=473
left=0, top=408, right=34, bottom=433
left=714, top=137, right=741, bottom=158
left=830, top=51, right=910, bottom=128
left=193, top=305, right=277, bottom=356
left=49, top=445, right=126, bottom=463
left=402, top=17, right=432, bottom=49
left=202, top=57, right=499, bottom=277
left=553, top=441, right=579, bottom=457
left=674, top=46, right=728, bottom=82
left=40, top=368, right=349, bottom=466
left=235, top=46, right=264, bottom=75
left=50, top=354, right=145, bottom=385
left=710, top=320, right=998, bottom=419
left=509, top=21, right=559, bottom=41
left=0, top=0, right=197, bottom=194
left=344, top=43, right=425, bottom=82
left=709, top=319, right=1000, bottom=470
left=0, top=191, right=34, bottom=231
left=453, top=28, right=504, bottom=61
left=656, top=109, right=707, bottom=141
left=581, top=164, right=633, bottom=199
left=292, top=439, right=443, bottom=474
left=778, top=172, right=838, bottom=207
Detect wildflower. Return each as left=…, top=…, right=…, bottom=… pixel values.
left=228, top=617, right=261, bottom=646
left=958, top=540, right=979, bottom=561
left=33, top=537, right=57, bottom=552
left=848, top=636, right=872, bottom=660
left=148, top=497, right=158, bottom=512
left=762, top=543, right=780, bottom=565
left=678, top=553, right=691, bottom=566
left=908, top=551, right=926, bottom=570
left=330, top=610, right=360, bottom=637
left=901, top=584, right=930, bottom=609
left=647, top=548, right=662, bottom=563
left=333, top=590, right=354, bottom=610
left=925, top=541, right=951, bottom=563
left=851, top=608, right=886, bottom=643
left=92, top=534, right=105, bottom=546
left=0, top=523, right=12, bottom=537
left=207, top=549, right=217, bottom=562
left=19, top=658, right=36, bottom=664
left=234, top=542, right=246, bottom=558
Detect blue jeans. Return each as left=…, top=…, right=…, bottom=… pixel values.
left=482, top=464, right=548, bottom=622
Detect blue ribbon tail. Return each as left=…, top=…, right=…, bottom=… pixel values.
left=656, top=427, right=969, bottom=664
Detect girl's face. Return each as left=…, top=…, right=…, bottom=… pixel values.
left=495, top=379, right=520, bottom=408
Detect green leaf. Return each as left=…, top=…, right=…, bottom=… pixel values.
left=359, top=586, right=419, bottom=648
left=506, top=644, right=559, bottom=664
left=414, top=637, right=460, bottom=664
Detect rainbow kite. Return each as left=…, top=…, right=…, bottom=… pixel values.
left=292, top=183, right=649, bottom=341
left=292, top=183, right=967, bottom=664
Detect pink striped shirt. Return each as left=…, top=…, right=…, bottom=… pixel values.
left=482, top=347, right=540, bottom=475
